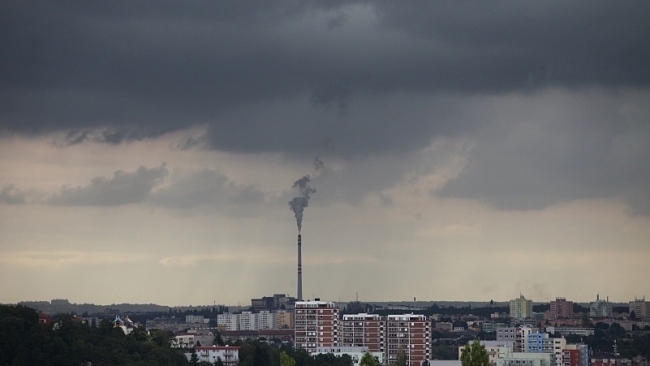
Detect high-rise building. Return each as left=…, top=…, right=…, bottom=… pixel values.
left=589, top=294, right=612, bottom=318
left=342, top=313, right=384, bottom=353
left=550, top=298, right=573, bottom=319
left=510, top=295, right=533, bottom=319
left=385, top=314, right=431, bottom=366
left=294, top=300, right=339, bottom=354
left=629, top=296, right=648, bottom=319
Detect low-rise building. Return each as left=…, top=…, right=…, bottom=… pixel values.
left=314, top=347, right=383, bottom=366
left=185, top=345, right=240, bottom=366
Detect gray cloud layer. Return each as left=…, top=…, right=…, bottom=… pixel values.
left=1, top=1, right=649, bottom=214
left=49, top=165, right=169, bottom=206
left=38, top=165, right=265, bottom=212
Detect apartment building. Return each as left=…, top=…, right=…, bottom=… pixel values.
left=590, top=294, right=612, bottom=318
left=186, top=345, right=240, bottom=366
left=629, top=296, right=648, bottom=318
left=563, top=344, right=589, bottom=366
left=294, top=300, right=340, bottom=355
left=550, top=298, right=573, bottom=320
left=497, top=326, right=536, bottom=352
left=526, top=332, right=567, bottom=366
left=342, top=313, right=384, bottom=353
left=496, top=352, right=552, bottom=366
left=385, top=314, right=431, bottom=366
left=510, top=295, right=533, bottom=319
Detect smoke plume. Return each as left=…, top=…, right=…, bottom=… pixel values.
left=289, top=175, right=316, bottom=232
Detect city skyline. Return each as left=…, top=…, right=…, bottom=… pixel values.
left=1, top=2, right=649, bottom=306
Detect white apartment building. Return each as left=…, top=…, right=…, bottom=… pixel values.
left=497, top=326, right=536, bottom=352
left=629, top=296, right=648, bottom=318
left=217, top=313, right=239, bottom=331
left=497, top=352, right=552, bottom=366
left=186, top=315, right=205, bottom=324
left=185, top=345, right=240, bottom=365
left=257, top=311, right=276, bottom=330
left=589, top=294, right=612, bottom=318
left=510, top=295, right=533, bottom=319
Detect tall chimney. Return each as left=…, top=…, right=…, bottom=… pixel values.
left=297, top=234, right=303, bottom=301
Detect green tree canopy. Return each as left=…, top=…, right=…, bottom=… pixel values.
left=281, top=351, right=297, bottom=366
left=359, top=351, right=378, bottom=366
left=396, top=347, right=408, bottom=366
left=461, top=339, right=489, bottom=366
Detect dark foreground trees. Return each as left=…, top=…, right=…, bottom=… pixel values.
left=0, top=304, right=188, bottom=366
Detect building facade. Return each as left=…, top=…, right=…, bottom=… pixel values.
left=294, top=300, right=340, bottom=354
left=510, top=295, right=533, bottom=319
left=342, top=313, right=384, bottom=353
left=550, top=298, right=573, bottom=320
left=385, top=314, right=431, bottom=366
left=629, top=296, right=648, bottom=319
left=186, top=345, right=240, bottom=365
left=590, top=294, right=612, bottom=318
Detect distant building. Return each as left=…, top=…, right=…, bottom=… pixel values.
left=313, top=347, right=383, bottom=366
left=550, top=298, right=573, bottom=319
left=525, top=332, right=566, bottom=366
left=510, top=295, right=533, bottom=319
left=435, top=322, right=453, bottom=332
left=251, top=294, right=295, bottom=311
left=497, top=326, right=536, bottom=352
left=112, top=315, right=136, bottom=335
left=482, top=322, right=507, bottom=333
left=186, top=315, right=205, bottom=324
left=590, top=294, right=612, bottom=318
left=546, top=327, right=594, bottom=337
left=629, top=296, right=648, bottom=319
left=497, top=351, right=552, bottom=366
left=185, top=345, right=240, bottom=366
left=220, top=329, right=294, bottom=344
left=458, top=340, right=514, bottom=366
left=563, top=344, right=589, bottom=366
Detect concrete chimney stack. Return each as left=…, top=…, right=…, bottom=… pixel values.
left=297, top=234, right=303, bottom=301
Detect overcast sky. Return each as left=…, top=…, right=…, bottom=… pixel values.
left=1, top=1, right=649, bottom=306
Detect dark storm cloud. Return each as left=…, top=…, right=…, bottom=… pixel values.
left=1, top=1, right=648, bottom=147
left=2, top=1, right=649, bottom=214
left=49, top=164, right=168, bottom=206
left=437, top=90, right=650, bottom=215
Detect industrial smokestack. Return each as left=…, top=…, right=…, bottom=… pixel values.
left=297, top=234, right=303, bottom=301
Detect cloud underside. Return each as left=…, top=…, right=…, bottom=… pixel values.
left=0, top=1, right=649, bottom=214
left=27, top=165, right=265, bottom=211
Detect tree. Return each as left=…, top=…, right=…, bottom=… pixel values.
left=396, top=347, right=408, bottom=366
left=460, top=339, right=489, bottom=366
left=359, top=352, right=378, bottom=366
left=214, top=356, right=225, bottom=366
left=213, top=330, right=225, bottom=346
left=280, top=351, right=296, bottom=366
left=189, top=349, right=199, bottom=366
